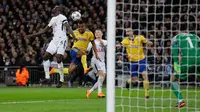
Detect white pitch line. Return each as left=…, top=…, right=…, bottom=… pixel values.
left=0, top=99, right=95, bottom=105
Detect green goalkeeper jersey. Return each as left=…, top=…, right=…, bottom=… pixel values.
left=171, top=33, right=200, bottom=78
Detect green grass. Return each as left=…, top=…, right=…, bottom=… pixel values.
left=0, top=87, right=199, bottom=112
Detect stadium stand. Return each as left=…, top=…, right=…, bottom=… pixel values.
left=0, top=0, right=107, bottom=66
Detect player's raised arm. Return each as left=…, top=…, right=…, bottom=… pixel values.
left=146, top=40, right=153, bottom=47
left=64, top=22, right=77, bottom=41
left=27, top=12, right=56, bottom=38
left=27, top=26, right=51, bottom=37
left=141, top=35, right=153, bottom=47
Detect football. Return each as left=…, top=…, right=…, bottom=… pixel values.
left=71, top=11, right=81, bottom=21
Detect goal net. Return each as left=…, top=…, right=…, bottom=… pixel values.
left=112, top=0, right=200, bottom=112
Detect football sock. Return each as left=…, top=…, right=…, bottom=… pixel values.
left=52, top=68, right=69, bottom=74
left=89, top=82, right=98, bottom=92
left=98, top=75, right=104, bottom=94
left=81, top=55, right=87, bottom=72
left=143, top=80, right=149, bottom=97
left=43, top=60, right=50, bottom=79
left=63, top=68, right=69, bottom=74
left=58, top=62, right=64, bottom=82
left=171, top=82, right=183, bottom=101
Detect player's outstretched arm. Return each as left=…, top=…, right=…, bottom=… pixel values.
left=91, top=41, right=100, bottom=60
left=65, top=22, right=77, bottom=41
left=27, top=26, right=50, bottom=37
left=147, top=40, right=153, bottom=47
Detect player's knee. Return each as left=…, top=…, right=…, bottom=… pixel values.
left=68, top=67, right=74, bottom=74
left=56, top=55, right=63, bottom=63
left=68, top=63, right=76, bottom=74
left=131, top=76, right=138, bottom=82
left=99, top=75, right=104, bottom=81
left=43, top=52, right=52, bottom=60
left=57, top=58, right=62, bottom=63
left=77, top=49, right=86, bottom=57
left=141, top=71, right=148, bottom=80
left=98, top=71, right=105, bottom=77
left=43, top=55, right=49, bottom=61
left=68, top=68, right=72, bottom=74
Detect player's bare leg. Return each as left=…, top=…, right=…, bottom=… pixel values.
left=68, top=62, right=77, bottom=74
left=141, top=71, right=150, bottom=99
left=40, top=52, right=53, bottom=84
left=55, top=54, right=64, bottom=88
left=170, top=75, right=185, bottom=108
left=69, top=49, right=86, bottom=74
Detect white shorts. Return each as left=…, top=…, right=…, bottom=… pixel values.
left=91, top=58, right=106, bottom=74
left=46, top=38, right=68, bottom=55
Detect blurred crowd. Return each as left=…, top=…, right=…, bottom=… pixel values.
left=0, top=0, right=106, bottom=66
left=0, top=0, right=200, bottom=80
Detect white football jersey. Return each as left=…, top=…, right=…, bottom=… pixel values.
left=48, top=14, right=68, bottom=39
left=87, top=39, right=107, bottom=62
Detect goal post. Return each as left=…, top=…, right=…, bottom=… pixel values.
left=106, top=0, right=116, bottom=112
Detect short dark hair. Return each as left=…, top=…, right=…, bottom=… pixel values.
left=77, top=19, right=85, bottom=24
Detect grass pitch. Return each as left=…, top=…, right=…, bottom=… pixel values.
left=0, top=87, right=199, bottom=112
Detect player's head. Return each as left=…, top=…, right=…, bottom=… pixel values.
left=95, top=29, right=103, bottom=39
left=77, top=20, right=86, bottom=34
left=125, top=28, right=133, bottom=37
left=52, top=5, right=61, bottom=16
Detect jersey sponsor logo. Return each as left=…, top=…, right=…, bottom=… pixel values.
left=97, top=48, right=104, bottom=52
left=129, top=43, right=139, bottom=48
left=130, top=45, right=139, bottom=48
left=78, top=37, right=87, bottom=41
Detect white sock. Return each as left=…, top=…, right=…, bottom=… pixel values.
left=43, top=60, right=50, bottom=79
left=88, top=70, right=96, bottom=81
left=89, top=82, right=98, bottom=92
left=58, top=62, right=64, bottom=82
left=98, top=75, right=104, bottom=94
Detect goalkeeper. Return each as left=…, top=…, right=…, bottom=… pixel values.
left=171, top=31, right=200, bottom=108
left=121, top=28, right=153, bottom=99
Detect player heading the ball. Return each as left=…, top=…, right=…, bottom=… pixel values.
left=27, top=5, right=76, bottom=88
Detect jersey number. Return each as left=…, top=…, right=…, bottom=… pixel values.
left=186, top=37, right=194, bottom=48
